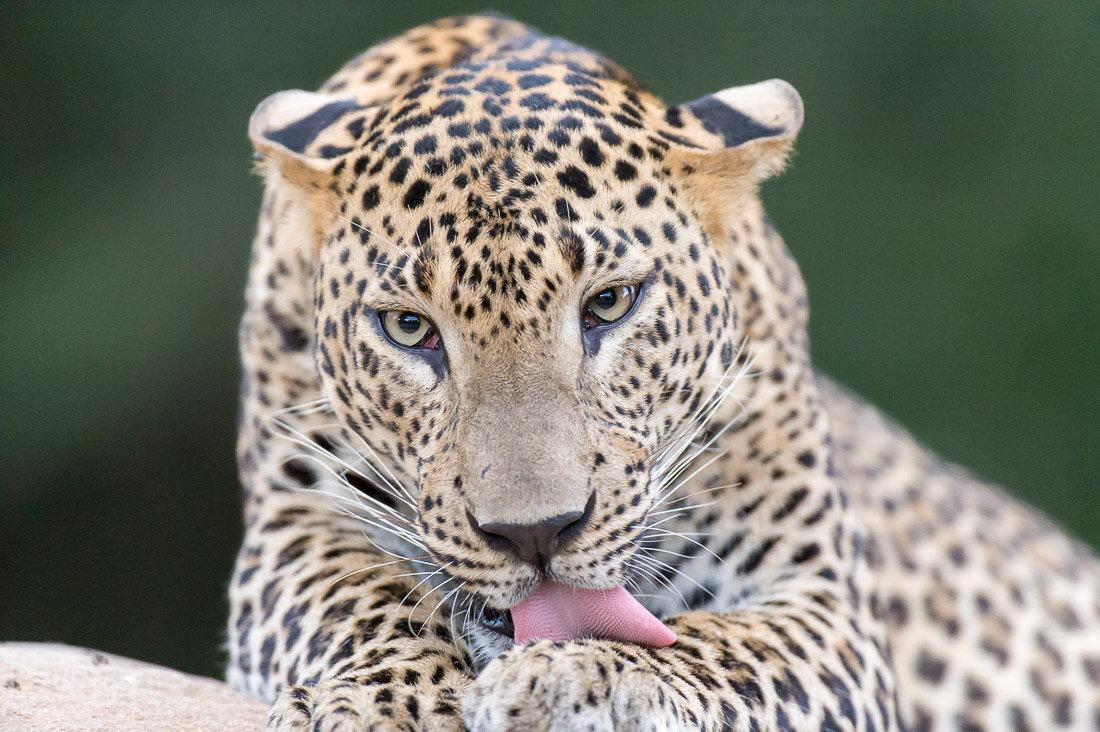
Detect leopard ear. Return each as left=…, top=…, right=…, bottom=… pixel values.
left=679, top=79, right=803, bottom=183
left=248, top=90, right=360, bottom=194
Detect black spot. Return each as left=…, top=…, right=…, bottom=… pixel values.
left=521, top=93, right=554, bottom=110
left=613, top=161, right=636, bottom=181
left=557, top=166, right=596, bottom=198
left=548, top=129, right=570, bottom=147
left=662, top=223, right=678, bottom=244
left=265, top=305, right=309, bottom=352
left=597, top=125, right=622, bottom=146
left=559, top=232, right=586, bottom=275
left=403, top=180, right=431, bottom=209
left=413, top=135, right=437, bottom=155
left=345, top=117, right=365, bottom=139
left=791, top=543, right=821, bottom=564
left=362, top=185, right=381, bottom=210
left=447, top=122, right=471, bottom=138
left=435, top=99, right=465, bottom=118
left=392, top=113, right=433, bottom=134
left=579, top=137, right=604, bottom=167
left=507, top=58, right=545, bottom=72
left=258, top=634, right=276, bottom=680
left=737, top=536, right=780, bottom=575
left=916, top=650, right=946, bottom=684
left=564, top=73, right=598, bottom=87
left=317, top=145, right=350, bottom=159
left=518, top=74, right=552, bottom=89
left=562, top=100, right=602, bottom=118
left=389, top=157, right=411, bottom=185
left=534, top=148, right=558, bottom=165
left=636, top=186, right=656, bottom=207
left=476, top=77, right=511, bottom=95
left=555, top=198, right=578, bottom=222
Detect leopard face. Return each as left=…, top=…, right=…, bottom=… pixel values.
left=248, top=37, right=802, bottom=663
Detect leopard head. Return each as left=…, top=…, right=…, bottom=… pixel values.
left=249, top=48, right=803, bottom=660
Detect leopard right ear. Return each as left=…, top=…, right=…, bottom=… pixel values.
left=248, top=90, right=360, bottom=196
left=680, top=79, right=804, bottom=184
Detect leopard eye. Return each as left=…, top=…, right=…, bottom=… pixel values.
left=380, top=310, right=440, bottom=349
left=584, top=284, right=637, bottom=328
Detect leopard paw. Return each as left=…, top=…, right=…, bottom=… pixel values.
left=464, top=641, right=689, bottom=732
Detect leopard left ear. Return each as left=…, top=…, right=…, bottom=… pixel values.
left=248, top=89, right=360, bottom=194
left=679, top=79, right=804, bottom=183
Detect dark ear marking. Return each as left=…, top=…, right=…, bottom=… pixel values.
left=263, top=100, right=361, bottom=154
left=249, top=90, right=363, bottom=195
left=684, top=96, right=781, bottom=148
left=682, top=80, right=803, bottom=153
left=673, top=80, right=804, bottom=187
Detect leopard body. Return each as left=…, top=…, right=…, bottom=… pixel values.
left=227, top=14, right=1100, bottom=731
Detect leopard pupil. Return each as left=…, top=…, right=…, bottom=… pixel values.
left=594, top=290, right=617, bottom=310
left=397, top=312, right=421, bottom=333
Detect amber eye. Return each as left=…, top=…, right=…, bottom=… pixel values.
left=380, top=311, right=440, bottom=349
left=584, top=284, right=637, bottom=329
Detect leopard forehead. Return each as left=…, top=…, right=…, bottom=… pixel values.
left=316, top=59, right=719, bottom=331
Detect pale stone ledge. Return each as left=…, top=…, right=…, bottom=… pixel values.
left=0, top=643, right=266, bottom=731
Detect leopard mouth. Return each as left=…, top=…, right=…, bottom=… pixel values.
left=476, top=606, right=515, bottom=639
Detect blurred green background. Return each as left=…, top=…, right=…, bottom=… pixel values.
left=2, top=2, right=1097, bottom=679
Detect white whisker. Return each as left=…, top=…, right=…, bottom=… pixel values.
left=324, top=556, right=429, bottom=591
left=422, top=581, right=466, bottom=636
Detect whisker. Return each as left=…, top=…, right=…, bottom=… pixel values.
left=629, top=554, right=690, bottom=610
left=272, top=417, right=415, bottom=510
left=646, top=339, right=748, bottom=469
left=639, top=526, right=712, bottom=539
left=652, top=447, right=729, bottom=508
left=337, top=426, right=418, bottom=506
left=360, top=531, right=436, bottom=564
left=287, top=460, right=416, bottom=535
left=650, top=340, right=758, bottom=479
left=328, top=431, right=418, bottom=508
left=402, top=564, right=454, bottom=629
left=269, top=416, right=415, bottom=512
left=647, top=500, right=718, bottom=519
left=635, top=550, right=715, bottom=599
left=422, top=581, right=466, bottom=637
left=324, top=556, right=432, bottom=591
left=656, top=483, right=740, bottom=509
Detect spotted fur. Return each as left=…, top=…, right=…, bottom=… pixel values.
left=228, top=14, right=1100, bottom=731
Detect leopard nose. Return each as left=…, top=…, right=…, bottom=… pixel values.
left=467, top=492, right=596, bottom=571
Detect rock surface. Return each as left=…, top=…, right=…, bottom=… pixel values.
left=0, top=642, right=267, bottom=730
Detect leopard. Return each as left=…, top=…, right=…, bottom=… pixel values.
left=227, top=13, right=1100, bottom=731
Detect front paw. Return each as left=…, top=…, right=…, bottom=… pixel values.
left=464, top=641, right=688, bottom=732
left=267, top=676, right=464, bottom=732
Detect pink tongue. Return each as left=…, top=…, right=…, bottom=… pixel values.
left=510, top=581, right=677, bottom=646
